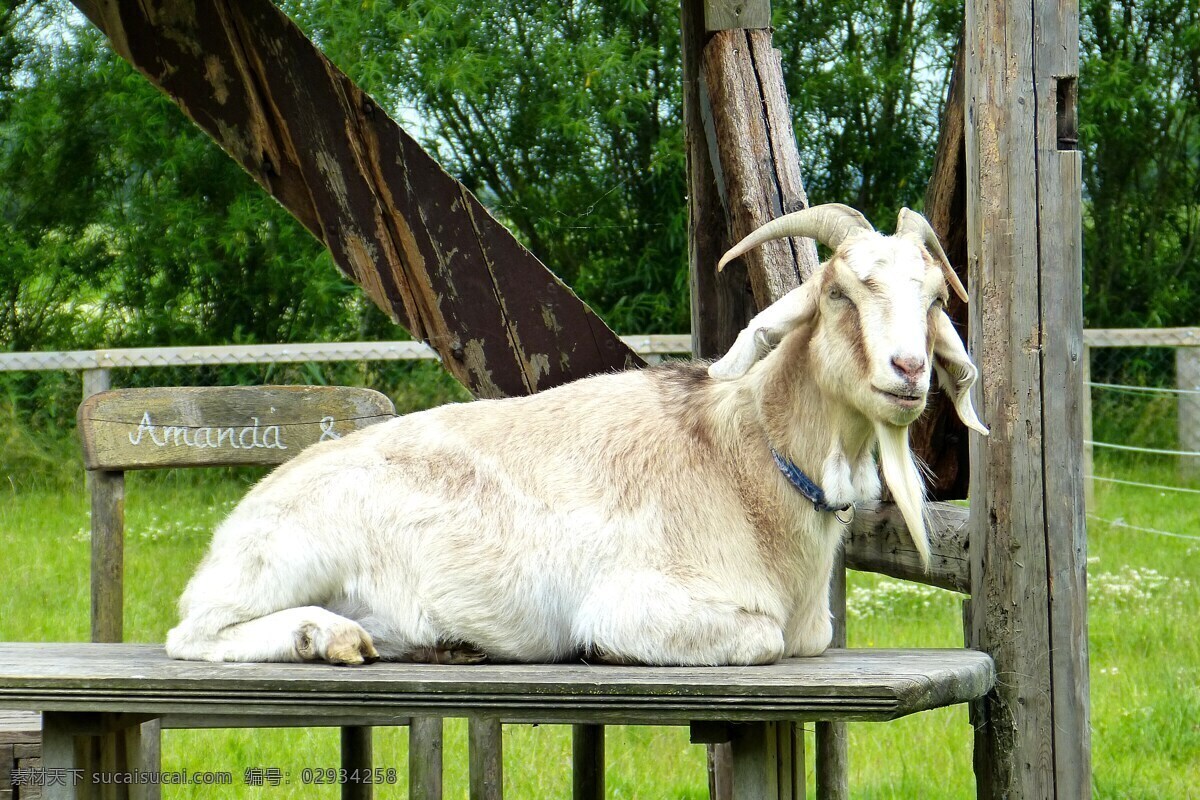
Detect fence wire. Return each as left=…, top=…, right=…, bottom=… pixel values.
left=1089, top=475, right=1200, bottom=495
left=1087, top=514, right=1200, bottom=543
left=1085, top=340, right=1198, bottom=544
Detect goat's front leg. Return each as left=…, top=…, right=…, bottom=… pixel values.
left=167, top=606, right=379, bottom=665
left=783, top=597, right=834, bottom=657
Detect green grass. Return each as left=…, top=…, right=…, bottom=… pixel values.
left=1, top=453, right=1197, bottom=798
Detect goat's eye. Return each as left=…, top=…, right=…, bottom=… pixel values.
left=828, top=287, right=845, bottom=302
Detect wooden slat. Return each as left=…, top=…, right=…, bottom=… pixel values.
left=729, top=722, right=804, bottom=800
left=815, top=554, right=848, bottom=800
left=0, top=336, right=692, bottom=373
left=0, top=644, right=993, bottom=726
left=571, top=724, right=604, bottom=800
left=78, top=386, right=395, bottom=471
left=67, top=0, right=641, bottom=400
left=340, top=726, right=372, bottom=800
left=844, top=502, right=970, bottom=594
left=1177, top=347, right=1200, bottom=480
left=0, top=711, right=38, bottom=741
left=468, top=718, right=502, bottom=800
left=137, top=720, right=160, bottom=800
left=40, top=713, right=76, bottom=800
left=159, top=714, right=408, bottom=729
left=1083, top=345, right=1095, bottom=509
left=965, top=1, right=1090, bottom=797
left=1034, top=5, right=1091, bottom=797
left=966, top=3, right=1054, bottom=791
left=408, top=717, right=443, bottom=800
left=90, top=470, right=124, bottom=644
left=82, top=369, right=125, bottom=644
left=0, top=745, right=10, bottom=791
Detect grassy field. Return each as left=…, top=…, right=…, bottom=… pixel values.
left=1, top=453, right=1197, bottom=798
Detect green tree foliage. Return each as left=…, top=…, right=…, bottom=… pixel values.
left=1081, top=0, right=1200, bottom=332
left=0, top=5, right=369, bottom=354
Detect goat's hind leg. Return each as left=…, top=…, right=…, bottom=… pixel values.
left=165, top=521, right=378, bottom=665
left=574, top=571, right=785, bottom=666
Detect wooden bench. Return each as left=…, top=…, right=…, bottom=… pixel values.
left=0, top=381, right=1000, bottom=799
left=0, top=643, right=993, bottom=800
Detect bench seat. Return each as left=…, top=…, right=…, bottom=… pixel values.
left=0, top=643, right=992, bottom=725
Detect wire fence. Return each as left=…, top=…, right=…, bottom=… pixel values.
left=1084, top=327, right=1199, bottom=543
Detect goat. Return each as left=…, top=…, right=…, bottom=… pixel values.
left=165, top=204, right=987, bottom=668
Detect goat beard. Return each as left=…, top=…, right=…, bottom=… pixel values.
left=874, top=421, right=930, bottom=568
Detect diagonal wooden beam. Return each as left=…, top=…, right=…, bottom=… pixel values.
left=69, top=0, right=642, bottom=399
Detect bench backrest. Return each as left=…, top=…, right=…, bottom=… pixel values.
left=78, top=385, right=396, bottom=471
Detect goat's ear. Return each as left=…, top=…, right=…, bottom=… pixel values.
left=709, top=281, right=820, bottom=380
left=931, top=310, right=989, bottom=435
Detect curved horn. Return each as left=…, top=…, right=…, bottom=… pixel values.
left=896, top=208, right=969, bottom=304
left=717, top=203, right=874, bottom=272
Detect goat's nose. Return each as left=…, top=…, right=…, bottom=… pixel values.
left=891, top=354, right=927, bottom=381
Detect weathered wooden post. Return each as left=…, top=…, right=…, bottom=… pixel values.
left=965, top=2, right=1091, bottom=797
left=682, top=0, right=830, bottom=796
left=82, top=367, right=122, bottom=645
left=1178, top=345, right=1200, bottom=481
left=1082, top=343, right=1094, bottom=508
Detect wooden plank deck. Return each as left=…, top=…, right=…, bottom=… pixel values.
left=0, top=644, right=992, bottom=725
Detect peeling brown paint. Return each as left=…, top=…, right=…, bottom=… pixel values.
left=540, top=303, right=563, bottom=334
left=462, top=339, right=504, bottom=399
left=527, top=353, right=551, bottom=382
left=314, top=149, right=351, bottom=211
left=204, top=55, right=231, bottom=104
left=343, top=233, right=387, bottom=308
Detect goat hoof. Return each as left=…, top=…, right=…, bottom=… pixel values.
left=326, top=628, right=379, bottom=666
left=296, top=621, right=379, bottom=665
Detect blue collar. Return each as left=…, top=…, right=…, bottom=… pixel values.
left=770, top=447, right=851, bottom=514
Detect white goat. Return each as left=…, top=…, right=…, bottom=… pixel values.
left=166, top=204, right=987, bottom=667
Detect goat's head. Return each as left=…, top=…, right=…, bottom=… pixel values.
left=707, top=204, right=987, bottom=565
left=709, top=203, right=987, bottom=436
